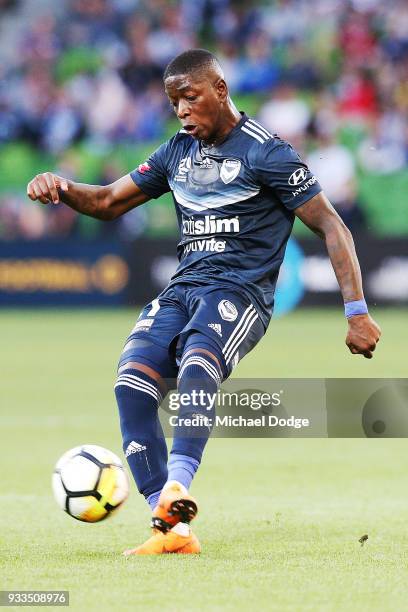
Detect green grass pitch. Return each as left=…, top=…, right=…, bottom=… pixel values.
left=1, top=308, right=407, bottom=611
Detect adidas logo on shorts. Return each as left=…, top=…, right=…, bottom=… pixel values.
left=125, top=441, right=147, bottom=457
left=208, top=323, right=222, bottom=337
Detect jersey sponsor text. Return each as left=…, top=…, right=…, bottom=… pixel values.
left=183, top=238, right=227, bottom=254
left=182, top=215, right=240, bottom=236
left=291, top=175, right=317, bottom=198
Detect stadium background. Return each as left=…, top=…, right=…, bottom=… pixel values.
left=0, top=0, right=407, bottom=310
left=1, top=1, right=408, bottom=611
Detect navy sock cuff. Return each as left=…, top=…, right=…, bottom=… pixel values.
left=115, top=369, right=163, bottom=404
left=119, top=368, right=157, bottom=383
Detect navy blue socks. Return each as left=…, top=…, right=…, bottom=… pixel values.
left=115, top=340, right=223, bottom=508
left=115, top=368, right=168, bottom=499
left=171, top=351, right=221, bottom=463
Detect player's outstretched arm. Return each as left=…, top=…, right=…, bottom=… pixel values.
left=26, top=173, right=150, bottom=220
left=295, top=192, right=381, bottom=359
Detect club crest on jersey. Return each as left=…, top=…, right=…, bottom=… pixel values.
left=218, top=299, right=238, bottom=321
left=220, top=159, right=241, bottom=184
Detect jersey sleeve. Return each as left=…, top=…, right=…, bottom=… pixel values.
left=254, top=139, right=322, bottom=210
left=130, top=141, right=171, bottom=199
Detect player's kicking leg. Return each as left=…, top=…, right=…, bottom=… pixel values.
left=115, top=292, right=202, bottom=555
left=123, top=329, right=224, bottom=555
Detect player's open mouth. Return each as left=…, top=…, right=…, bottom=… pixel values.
left=183, top=124, right=199, bottom=136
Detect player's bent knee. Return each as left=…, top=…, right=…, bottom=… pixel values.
left=178, top=331, right=225, bottom=385
left=118, top=360, right=162, bottom=381
left=117, top=336, right=177, bottom=380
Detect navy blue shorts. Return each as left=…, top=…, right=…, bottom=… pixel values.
left=120, top=282, right=266, bottom=379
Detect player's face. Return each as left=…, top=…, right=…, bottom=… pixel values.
left=165, top=74, right=227, bottom=144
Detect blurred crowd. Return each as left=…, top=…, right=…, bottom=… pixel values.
left=0, top=0, right=408, bottom=239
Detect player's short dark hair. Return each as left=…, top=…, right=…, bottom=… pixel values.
left=163, top=49, right=221, bottom=80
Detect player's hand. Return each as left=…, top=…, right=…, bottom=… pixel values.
left=27, top=173, right=69, bottom=205
left=346, top=314, right=381, bottom=359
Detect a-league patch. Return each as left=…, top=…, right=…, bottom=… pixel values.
left=218, top=299, right=238, bottom=321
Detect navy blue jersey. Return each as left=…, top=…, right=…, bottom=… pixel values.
left=130, top=113, right=322, bottom=326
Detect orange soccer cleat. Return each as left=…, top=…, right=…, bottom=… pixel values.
left=151, top=481, right=198, bottom=532
left=123, top=522, right=201, bottom=556
left=123, top=482, right=200, bottom=556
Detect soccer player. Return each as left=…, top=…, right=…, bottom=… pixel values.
left=27, top=49, right=381, bottom=555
